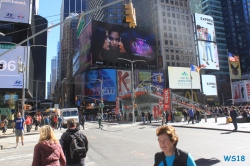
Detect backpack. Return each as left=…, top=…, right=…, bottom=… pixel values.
left=69, top=132, right=87, bottom=159
left=45, top=118, right=49, bottom=124
left=25, top=117, right=31, bottom=125
left=54, top=116, right=58, bottom=123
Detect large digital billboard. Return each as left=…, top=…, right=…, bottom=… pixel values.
left=232, top=80, right=250, bottom=103
left=168, top=67, right=200, bottom=89
left=201, top=75, right=217, bottom=96
left=82, top=69, right=117, bottom=102
left=0, top=46, right=26, bottom=88
left=0, top=0, right=32, bottom=24
left=151, top=71, right=165, bottom=90
left=194, top=13, right=219, bottom=70
left=117, top=70, right=131, bottom=96
left=78, top=22, right=92, bottom=73
left=91, top=20, right=156, bottom=66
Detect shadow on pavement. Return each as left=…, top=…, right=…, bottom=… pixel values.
left=221, top=131, right=238, bottom=134
left=195, top=157, right=220, bottom=166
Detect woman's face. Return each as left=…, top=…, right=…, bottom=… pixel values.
left=88, top=70, right=98, bottom=83
left=158, top=134, right=175, bottom=153
left=103, top=31, right=110, bottom=50
left=119, top=39, right=126, bottom=53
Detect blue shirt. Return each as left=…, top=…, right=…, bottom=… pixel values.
left=14, top=117, right=25, bottom=130
left=188, top=110, right=194, bottom=117
left=158, top=153, right=196, bottom=166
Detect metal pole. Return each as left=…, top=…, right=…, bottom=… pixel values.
left=22, top=63, right=25, bottom=118
left=101, top=78, right=103, bottom=119
left=131, top=61, right=135, bottom=123
left=190, top=70, right=193, bottom=102
left=36, top=80, right=38, bottom=111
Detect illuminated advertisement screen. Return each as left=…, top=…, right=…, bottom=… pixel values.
left=91, top=20, right=156, bottom=65
left=194, top=13, right=219, bottom=70
left=82, top=69, right=117, bottom=102
left=168, top=66, right=200, bottom=89
left=201, top=75, right=217, bottom=96
left=232, top=80, right=250, bottom=103
left=0, top=46, right=26, bottom=88
left=0, top=0, right=31, bottom=24
left=78, top=22, right=92, bottom=73
left=117, top=70, right=131, bottom=96
left=151, top=71, right=165, bottom=89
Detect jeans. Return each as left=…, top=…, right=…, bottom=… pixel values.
left=58, top=122, right=62, bottom=129
left=188, top=116, right=194, bottom=124
left=232, top=119, right=237, bottom=130
left=205, top=45, right=213, bottom=60
left=142, top=116, right=145, bottom=122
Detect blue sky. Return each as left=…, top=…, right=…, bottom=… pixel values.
left=39, top=0, right=61, bottom=87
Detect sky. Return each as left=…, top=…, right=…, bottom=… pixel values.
left=38, top=0, right=62, bottom=90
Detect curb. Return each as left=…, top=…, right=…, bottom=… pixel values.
left=171, top=125, right=250, bottom=133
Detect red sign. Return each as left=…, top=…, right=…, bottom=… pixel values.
left=159, top=99, right=163, bottom=106
left=115, top=97, right=120, bottom=114
left=163, top=88, right=171, bottom=110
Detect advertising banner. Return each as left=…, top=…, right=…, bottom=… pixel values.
left=0, top=46, right=26, bottom=88
left=194, top=13, right=219, bottom=70
left=228, top=54, right=241, bottom=80
left=168, top=67, right=200, bottom=89
left=163, top=88, right=171, bottom=110
left=232, top=80, right=250, bottom=103
left=115, top=97, right=120, bottom=114
left=82, top=69, right=117, bottom=102
left=151, top=71, right=165, bottom=89
left=0, top=0, right=31, bottom=24
left=78, top=22, right=92, bottom=73
left=117, top=70, right=131, bottom=96
left=91, top=20, right=156, bottom=66
left=201, top=75, right=217, bottom=96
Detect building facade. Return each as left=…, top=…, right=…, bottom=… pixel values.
left=152, top=0, right=196, bottom=70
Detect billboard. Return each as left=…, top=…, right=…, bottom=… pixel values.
left=232, top=80, right=250, bottom=103
left=117, top=70, right=131, bottom=96
left=0, top=0, right=31, bottom=24
left=0, top=46, right=26, bottom=89
left=82, top=69, right=117, bottom=102
left=228, top=54, right=241, bottom=80
left=201, top=75, right=217, bottom=96
left=163, top=88, right=171, bottom=110
left=151, top=71, right=165, bottom=89
left=194, top=13, right=219, bottom=70
left=91, top=20, right=156, bottom=66
left=168, top=67, right=200, bottom=89
left=78, top=22, right=92, bottom=73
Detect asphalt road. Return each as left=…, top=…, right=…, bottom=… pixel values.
left=0, top=122, right=249, bottom=166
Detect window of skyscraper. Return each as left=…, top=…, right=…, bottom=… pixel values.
left=185, top=49, right=188, bottom=54
left=176, top=55, right=179, bottom=60
left=176, top=8, right=179, bottom=12
left=177, top=63, right=180, bottom=66
left=172, top=13, right=175, bottom=18
left=165, top=47, right=169, bottom=52
left=178, top=21, right=181, bottom=26
left=186, top=63, right=189, bottom=67
left=181, top=56, right=184, bottom=61
left=173, top=20, right=176, bottom=25
left=180, top=2, right=183, bottom=6
left=169, top=33, right=172, bottom=38
left=170, top=48, right=174, bottom=52
left=186, top=16, right=189, bottom=20
left=176, top=48, right=179, bottom=53
left=181, top=9, right=184, bottom=13
left=168, top=19, right=171, bottom=24
left=169, top=26, right=172, bottom=31
left=167, top=13, right=171, bottom=17
left=164, top=25, right=167, bottom=30
left=167, top=6, right=170, bottom=10
left=190, top=57, right=193, bottom=61
left=165, top=40, right=168, bottom=44
left=184, top=42, right=187, bottom=47
left=163, top=12, right=166, bottom=16
left=170, top=40, right=173, bottom=45
left=182, top=22, right=185, bottom=26
left=166, top=54, right=169, bottom=59
left=166, top=0, right=169, bottom=3
left=181, top=63, right=185, bottom=67
left=175, top=41, right=178, bottom=46
left=163, top=18, right=166, bottom=23
left=162, top=5, right=165, bottom=10
left=184, top=35, right=187, bottom=40
left=172, top=62, right=175, bottom=66
left=164, top=33, right=168, bottom=37
left=171, top=1, right=174, bottom=5
left=179, top=41, right=183, bottom=47
left=171, top=7, right=175, bottom=11
left=174, top=34, right=177, bottom=39
left=174, top=27, right=177, bottom=32
left=171, top=55, right=175, bottom=60
left=177, top=14, right=180, bottom=19
left=175, top=1, right=178, bottom=5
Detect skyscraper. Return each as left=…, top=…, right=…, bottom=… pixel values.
left=220, top=0, right=250, bottom=73
left=152, top=0, right=196, bottom=70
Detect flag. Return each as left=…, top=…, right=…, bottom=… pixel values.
left=190, top=64, right=201, bottom=72
left=228, top=52, right=239, bottom=62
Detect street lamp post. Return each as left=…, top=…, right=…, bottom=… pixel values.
left=92, top=78, right=104, bottom=118
left=118, top=58, right=146, bottom=123
left=17, top=56, right=25, bottom=118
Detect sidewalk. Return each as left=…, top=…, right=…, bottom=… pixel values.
left=0, top=126, right=40, bottom=138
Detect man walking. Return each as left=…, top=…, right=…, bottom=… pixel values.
left=188, top=107, right=195, bottom=124
left=230, top=106, right=238, bottom=131
left=96, top=113, right=103, bottom=129
left=141, top=111, right=146, bottom=124
left=13, top=112, right=25, bottom=148
left=60, top=118, right=88, bottom=166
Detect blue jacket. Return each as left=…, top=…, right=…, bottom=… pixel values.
left=188, top=109, right=194, bottom=117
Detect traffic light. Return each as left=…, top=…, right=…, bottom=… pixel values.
left=157, top=76, right=162, bottom=83
left=123, top=1, right=137, bottom=28
left=0, top=64, right=3, bottom=69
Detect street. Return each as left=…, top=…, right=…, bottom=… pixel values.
left=0, top=122, right=249, bottom=166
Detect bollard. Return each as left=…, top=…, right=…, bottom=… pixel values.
left=215, top=115, right=217, bottom=123
left=204, top=114, right=207, bottom=122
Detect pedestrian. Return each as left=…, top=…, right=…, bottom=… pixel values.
left=32, top=125, right=66, bottom=166
left=60, top=118, right=89, bottom=166
left=147, top=111, right=152, bottom=124
left=224, top=108, right=230, bottom=124
left=25, top=115, right=33, bottom=132
left=58, top=116, right=62, bottom=130
left=230, top=106, right=238, bottom=131
left=196, top=109, right=200, bottom=123
left=80, top=115, right=85, bottom=130
left=170, top=110, right=175, bottom=123
left=44, top=116, right=50, bottom=125
left=154, top=125, right=196, bottom=166
left=165, top=110, right=169, bottom=124
left=13, top=112, right=25, bottom=148
left=188, top=107, right=195, bottom=124
left=53, top=115, right=58, bottom=129
left=141, top=111, right=146, bottom=123
left=182, top=110, right=188, bottom=121
left=96, top=113, right=103, bottom=129
left=2, top=116, right=8, bottom=135
left=124, top=112, right=127, bottom=120
left=161, top=111, right=166, bottom=126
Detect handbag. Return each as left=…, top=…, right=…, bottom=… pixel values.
left=228, top=116, right=232, bottom=122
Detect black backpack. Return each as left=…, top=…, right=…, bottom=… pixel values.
left=69, top=132, right=87, bottom=159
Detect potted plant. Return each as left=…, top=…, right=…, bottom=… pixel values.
left=174, top=111, right=183, bottom=122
